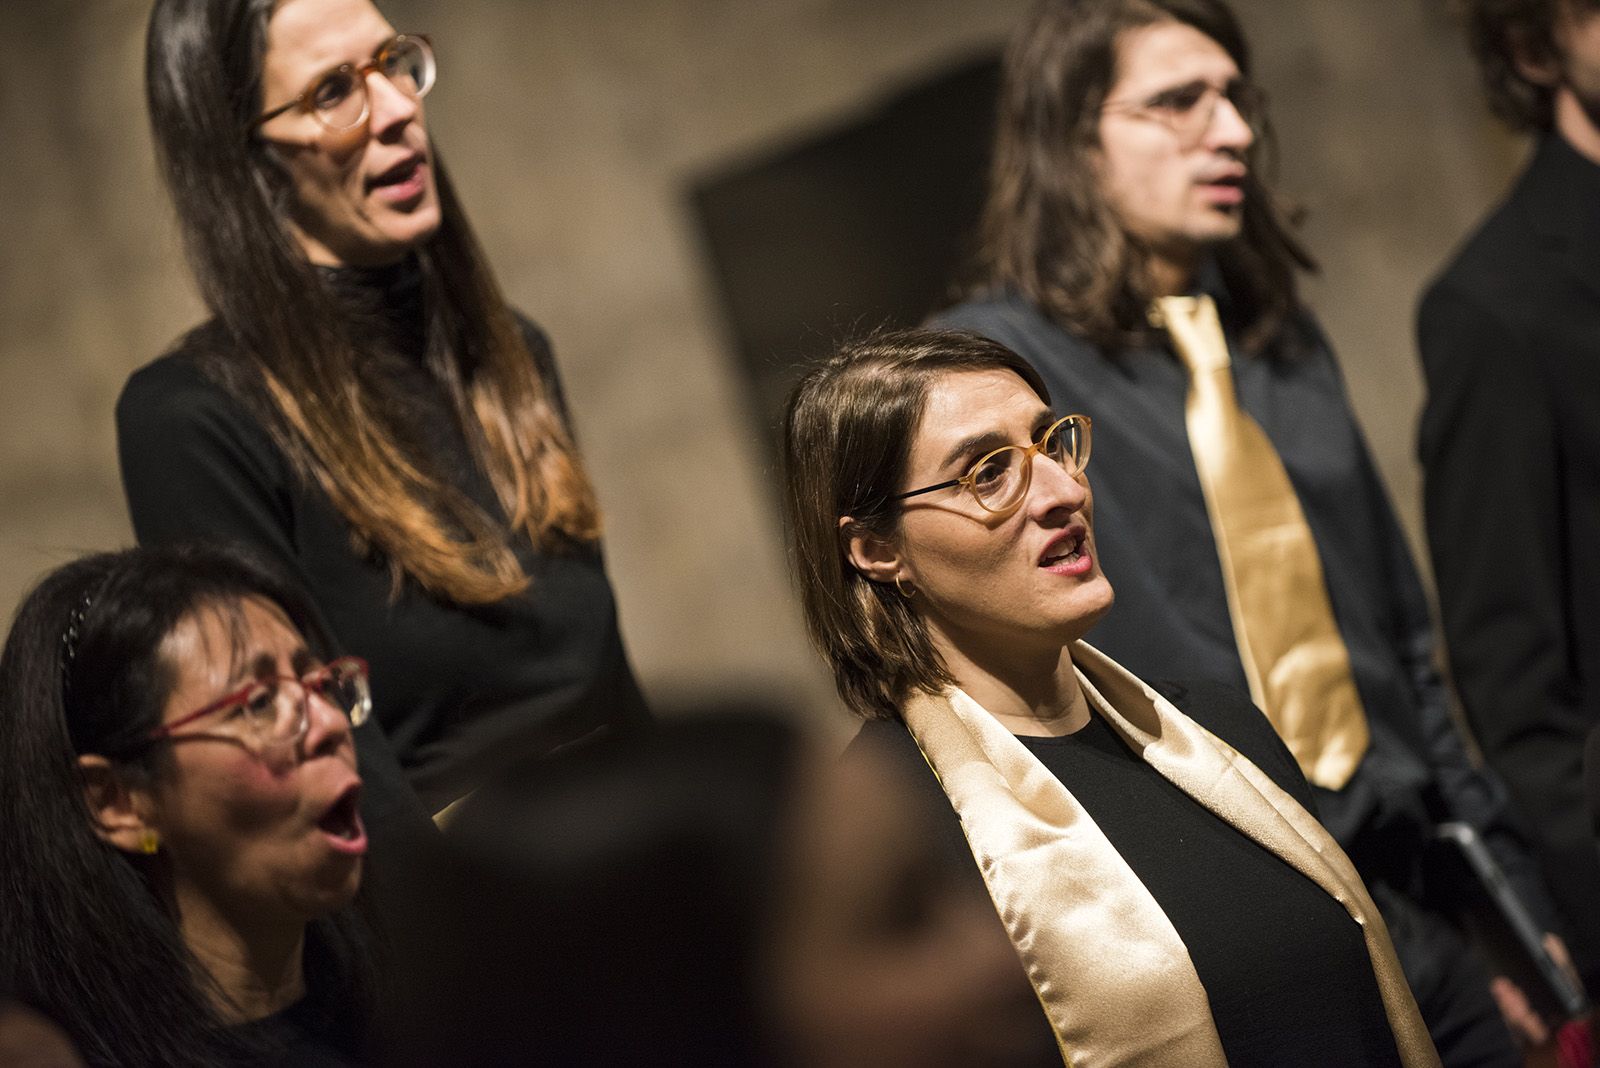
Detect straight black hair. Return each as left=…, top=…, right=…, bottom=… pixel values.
left=0, top=544, right=372, bottom=1066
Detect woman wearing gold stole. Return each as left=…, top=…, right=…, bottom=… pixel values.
left=781, top=329, right=1440, bottom=1068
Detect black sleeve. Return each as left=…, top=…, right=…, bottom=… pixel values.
left=1417, top=280, right=1582, bottom=940
left=1290, top=323, right=1562, bottom=934
left=116, top=356, right=300, bottom=564
left=512, top=314, right=576, bottom=434
left=1306, top=344, right=1561, bottom=936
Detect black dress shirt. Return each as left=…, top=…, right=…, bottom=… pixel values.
left=935, top=288, right=1554, bottom=930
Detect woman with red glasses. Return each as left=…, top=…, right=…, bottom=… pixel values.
left=119, top=0, right=648, bottom=823
left=0, top=544, right=375, bottom=1065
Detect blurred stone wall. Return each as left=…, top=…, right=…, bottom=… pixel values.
left=0, top=0, right=1525, bottom=724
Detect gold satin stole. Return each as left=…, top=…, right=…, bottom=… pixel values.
left=900, top=641, right=1438, bottom=1068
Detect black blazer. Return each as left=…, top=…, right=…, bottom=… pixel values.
left=1417, top=132, right=1600, bottom=985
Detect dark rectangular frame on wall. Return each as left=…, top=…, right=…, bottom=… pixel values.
left=687, top=52, right=1003, bottom=463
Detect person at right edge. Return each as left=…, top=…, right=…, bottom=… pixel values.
left=938, top=0, right=1573, bottom=1062
left=1417, top=0, right=1600, bottom=1015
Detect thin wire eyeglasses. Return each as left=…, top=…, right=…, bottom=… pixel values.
left=253, top=34, right=435, bottom=133
left=1100, top=78, right=1265, bottom=150
left=894, top=414, right=1092, bottom=514
left=148, top=656, right=372, bottom=756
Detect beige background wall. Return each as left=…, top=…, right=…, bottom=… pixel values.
left=0, top=0, right=1525, bottom=724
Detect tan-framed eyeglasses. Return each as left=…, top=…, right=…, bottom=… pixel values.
left=1100, top=77, right=1265, bottom=151
left=895, top=414, right=1092, bottom=514
left=253, top=33, right=435, bottom=134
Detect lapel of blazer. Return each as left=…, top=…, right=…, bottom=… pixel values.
left=1517, top=134, right=1600, bottom=305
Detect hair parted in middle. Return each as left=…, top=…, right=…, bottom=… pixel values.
left=971, top=0, right=1315, bottom=356
left=143, top=0, right=600, bottom=606
left=782, top=328, right=1049, bottom=720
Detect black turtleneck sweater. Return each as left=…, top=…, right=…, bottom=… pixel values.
left=115, top=261, right=649, bottom=814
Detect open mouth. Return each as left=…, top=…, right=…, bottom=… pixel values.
left=317, top=784, right=366, bottom=849
left=368, top=154, right=422, bottom=190
left=366, top=154, right=430, bottom=206
left=1040, top=531, right=1087, bottom=568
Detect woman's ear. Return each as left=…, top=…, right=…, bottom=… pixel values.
left=838, top=516, right=911, bottom=587
left=77, top=755, right=158, bottom=855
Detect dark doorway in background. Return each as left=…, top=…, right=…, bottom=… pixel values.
left=688, top=53, right=1002, bottom=455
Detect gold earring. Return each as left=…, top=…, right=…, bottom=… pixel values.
left=138, top=830, right=160, bottom=855
left=894, top=574, right=916, bottom=599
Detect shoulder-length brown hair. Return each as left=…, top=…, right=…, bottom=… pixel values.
left=783, top=329, right=1050, bottom=720
left=145, top=0, right=599, bottom=605
left=973, top=0, right=1315, bottom=355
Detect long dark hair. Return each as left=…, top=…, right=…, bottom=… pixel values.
left=144, top=0, right=600, bottom=605
left=972, top=0, right=1315, bottom=355
left=783, top=329, right=1050, bottom=720
left=0, top=545, right=372, bottom=1067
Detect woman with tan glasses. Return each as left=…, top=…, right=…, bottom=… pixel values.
left=782, top=328, right=1440, bottom=1067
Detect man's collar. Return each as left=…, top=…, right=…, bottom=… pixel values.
left=1521, top=133, right=1600, bottom=246
left=1516, top=133, right=1600, bottom=296
left=1193, top=254, right=1229, bottom=302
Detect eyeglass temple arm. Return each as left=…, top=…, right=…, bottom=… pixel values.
left=251, top=100, right=298, bottom=130
left=893, top=479, right=962, bottom=502
left=151, top=692, right=238, bottom=738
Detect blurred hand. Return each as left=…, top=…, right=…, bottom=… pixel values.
left=1488, top=934, right=1584, bottom=1054
left=1490, top=973, right=1549, bottom=1047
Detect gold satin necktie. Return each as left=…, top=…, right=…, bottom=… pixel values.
left=1152, top=294, right=1369, bottom=790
